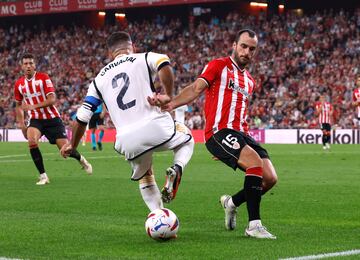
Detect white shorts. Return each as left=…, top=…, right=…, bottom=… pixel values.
left=114, top=113, right=192, bottom=180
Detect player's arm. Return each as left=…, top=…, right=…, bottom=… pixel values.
left=15, top=101, right=27, bottom=139
left=21, top=93, right=56, bottom=111
left=169, top=78, right=208, bottom=110
left=60, top=81, right=102, bottom=158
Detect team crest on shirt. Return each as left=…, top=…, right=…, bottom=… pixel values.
left=228, top=78, right=250, bottom=98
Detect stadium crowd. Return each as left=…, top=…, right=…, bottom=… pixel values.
left=1, top=8, right=360, bottom=130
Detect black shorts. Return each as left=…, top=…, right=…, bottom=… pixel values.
left=205, top=128, right=269, bottom=171
left=89, top=113, right=104, bottom=129
left=321, top=123, right=331, bottom=131
left=29, top=118, right=67, bottom=144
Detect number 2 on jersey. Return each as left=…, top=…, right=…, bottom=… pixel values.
left=112, top=73, right=136, bottom=110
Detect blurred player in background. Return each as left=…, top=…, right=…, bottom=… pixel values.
left=152, top=29, right=277, bottom=239
left=14, top=53, right=92, bottom=185
left=61, top=32, right=194, bottom=211
left=89, top=104, right=106, bottom=151
left=352, top=74, right=360, bottom=128
left=315, top=95, right=333, bottom=150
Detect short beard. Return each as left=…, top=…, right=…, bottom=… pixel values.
left=232, top=52, right=248, bottom=69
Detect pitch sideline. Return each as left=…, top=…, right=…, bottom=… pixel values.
left=279, top=249, right=360, bottom=260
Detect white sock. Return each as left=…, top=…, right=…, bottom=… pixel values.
left=139, top=175, right=163, bottom=211
left=173, top=138, right=194, bottom=170
left=227, top=197, right=236, bottom=208
left=249, top=219, right=262, bottom=228
left=40, top=173, right=47, bottom=179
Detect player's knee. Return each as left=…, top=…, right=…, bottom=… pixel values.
left=264, top=174, right=278, bottom=188
left=28, top=138, right=38, bottom=148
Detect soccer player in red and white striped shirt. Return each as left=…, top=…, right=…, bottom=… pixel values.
left=352, top=74, right=360, bottom=128
left=315, top=95, right=333, bottom=150
left=14, top=53, right=92, bottom=185
left=153, top=29, right=276, bottom=239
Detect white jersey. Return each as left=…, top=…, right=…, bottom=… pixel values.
left=86, top=52, right=171, bottom=132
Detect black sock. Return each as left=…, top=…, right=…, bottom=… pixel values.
left=322, top=135, right=326, bottom=145
left=69, top=150, right=81, bottom=161
left=30, top=147, right=45, bottom=174
left=244, top=175, right=262, bottom=221
left=326, top=135, right=331, bottom=144
left=232, top=188, right=266, bottom=207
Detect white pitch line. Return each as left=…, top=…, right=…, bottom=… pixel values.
left=279, top=249, right=360, bottom=260
left=0, top=257, right=24, bottom=260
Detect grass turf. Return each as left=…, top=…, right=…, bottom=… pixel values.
left=0, top=143, right=359, bottom=259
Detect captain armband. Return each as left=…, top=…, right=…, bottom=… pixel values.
left=76, top=102, right=96, bottom=125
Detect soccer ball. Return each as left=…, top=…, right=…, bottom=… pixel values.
left=145, top=208, right=179, bottom=241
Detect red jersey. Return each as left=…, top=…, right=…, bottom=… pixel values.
left=315, top=101, right=332, bottom=124
left=14, top=72, right=60, bottom=120
left=353, top=88, right=360, bottom=117
left=199, top=57, right=256, bottom=141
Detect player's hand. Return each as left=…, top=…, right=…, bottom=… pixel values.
left=147, top=93, right=172, bottom=107
left=161, top=101, right=174, bottom=112
left=60, top=143, right=73, bottom=158
left=22, top=103, right=35, bottom=111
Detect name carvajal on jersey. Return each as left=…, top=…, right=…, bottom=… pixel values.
left=100, top=56, right=136, bottom=76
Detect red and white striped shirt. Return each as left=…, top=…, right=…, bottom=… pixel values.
left=14, top=72, right=60, bottom=119
left=315, top=101, right=333, bottom=124
left=353, top=88, right=360, bottom=117
left=199, top=57, right=255, bottom=141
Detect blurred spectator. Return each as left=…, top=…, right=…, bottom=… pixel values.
left=1, top=8, right=360, bottom=130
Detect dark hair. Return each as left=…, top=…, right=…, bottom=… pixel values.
left=20, top=53, right=35, bottom=63
left=106, top=31, right=132, bottom=51
left=234, top=29, right=256, bottom=43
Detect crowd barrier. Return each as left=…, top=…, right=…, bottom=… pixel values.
left=1, top=128, right=359, bottom=144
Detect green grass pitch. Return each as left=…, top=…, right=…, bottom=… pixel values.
left=0, top=143, right=359, bottom=259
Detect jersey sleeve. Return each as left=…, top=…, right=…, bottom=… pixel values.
left=198, top=59, right=223, bottom=87
left=14, top=81, right=23, bottom=102
left=146, top=52, right=171, bottom=73
left=42, top=74, right=56, bottom=95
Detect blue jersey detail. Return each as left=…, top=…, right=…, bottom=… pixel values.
left=95, top=104, right=103, bottom=113
left=84, top=96, right=102, bottom=108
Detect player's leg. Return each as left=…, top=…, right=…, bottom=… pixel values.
left=155, top=122, right=194, bottom=203
left=130, top=153, right=163, bottom=211
left=321, top=125, right=327, bottom=149
left=325, top=124, right=331, bottom=149
left=27, top=125, right=49, bottom=185
left=46, top=118, right=92, bottom=175
left=229, top=137, right=278, bottom=206
left=91, top=128, right=97, bottom=151
left=206, top=129, right=275, bottom=239
left=56, top=138, right=93, bottom=174
left=97, top=123, right=105, bottom=151
left=88, top=114, right=97, bottom=151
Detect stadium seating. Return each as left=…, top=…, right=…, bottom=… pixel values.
left=1, top=9, right=359, bottom=129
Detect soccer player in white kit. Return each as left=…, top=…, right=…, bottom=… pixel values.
left=61, top=32, right=194, bottom=211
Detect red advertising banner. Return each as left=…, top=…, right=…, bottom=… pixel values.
left=0, top=0, right=229, bottom=17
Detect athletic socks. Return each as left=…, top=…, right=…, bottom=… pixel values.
left=69, top=149, right=81, bottom=161
left=30, top=147, right=45, bottom=174
left=91, top=132, right=96, bottom=149
left=244, top=167, right=263, bottom=221
left=139, top=174, right=163, bottom=211
left=173, top=138, right=194, bottom=170
left=99, top=130, right=104, bottom=143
